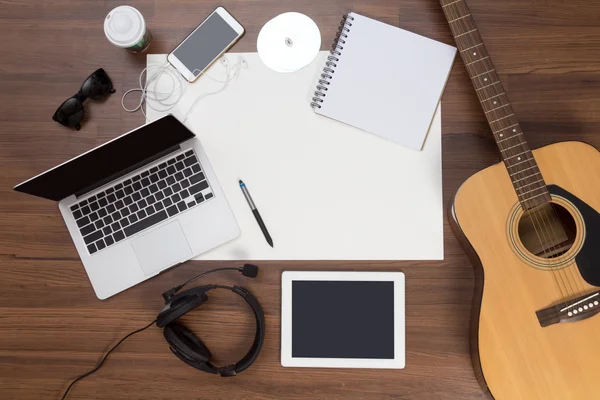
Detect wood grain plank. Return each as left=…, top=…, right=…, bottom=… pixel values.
left=1, top=0, right=599, bottom=398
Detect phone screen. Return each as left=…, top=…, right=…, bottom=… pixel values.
left=173, top=12, right=239, bottom=77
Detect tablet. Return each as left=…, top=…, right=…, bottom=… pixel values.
left=281, top=271, right=405, bottom=369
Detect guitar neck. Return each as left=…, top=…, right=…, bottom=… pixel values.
left=440, top=0, right=551, bottom=209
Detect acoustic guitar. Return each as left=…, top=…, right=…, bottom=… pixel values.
left=440, top=1, right=600, bottom=399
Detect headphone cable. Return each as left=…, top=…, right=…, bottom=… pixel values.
left=178, top=267, right=241, bottom=290
left=163, top=267, right=242, bottom=301
left=61, top=319, right=157, bottom=400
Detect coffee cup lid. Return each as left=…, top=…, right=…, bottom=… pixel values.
left=104, top=6, right=146, bottom=48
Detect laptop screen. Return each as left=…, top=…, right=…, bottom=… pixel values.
left=14, top=115, right=195, bottom=201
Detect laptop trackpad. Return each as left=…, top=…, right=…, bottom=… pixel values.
left=131, top=221, right=193, bottom=276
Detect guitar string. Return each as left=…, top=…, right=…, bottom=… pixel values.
left=516, top=173, right=574, bottom=303
left=470, top=43, right=578, bottom=302
left=540, top=195, right=588, bottom=293
left=471, top=38, right=576, bottom=302
left=538, top=204, right=587, bottom=295
left=492, top=109, right=576, bottom=300
left=530, top=202, right=581, bottom=296
left=512, top=145, right=584, bottom=295
left=469, top=37, right=579, bottom=300
left=448, top=0, right=592, bottom=321
left=444, top=2, right=572, bottom=302
left=444, top=3, right=571, bottom=304
left=518, top=180, right=581, bottom=295
left=446, top=0, right=592, bottom=322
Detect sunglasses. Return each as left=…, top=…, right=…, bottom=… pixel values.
left=53, top=68, right=115, bottom=130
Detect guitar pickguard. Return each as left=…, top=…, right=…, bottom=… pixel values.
left=548, top=185, right=600, bottom=286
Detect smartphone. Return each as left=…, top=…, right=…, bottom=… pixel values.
left=168, top=7, right=244, bottom=82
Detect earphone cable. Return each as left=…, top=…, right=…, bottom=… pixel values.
left=122, top=57, right=246, bottom=122
left=61, top=319, right=157, bottom=400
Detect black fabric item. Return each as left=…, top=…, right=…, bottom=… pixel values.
left=230, top=286, right=266, bottom=374
left=169, top=344, right=215, bottom=373
left=241, top=264, right=259, bottom=278
left=163, top=323, right=212, bottom=363
left=52, top=68, right=115, bottom=130
left=157, top=284, right=265, bottom=377
left=155, top=286, right=211, bottom=328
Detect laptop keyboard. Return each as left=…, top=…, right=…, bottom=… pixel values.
left=69, top=150, right=214, bottom=255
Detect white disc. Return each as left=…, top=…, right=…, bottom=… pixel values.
left=257, top=12, right=321, bottom=73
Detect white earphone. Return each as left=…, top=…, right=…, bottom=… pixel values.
left=122, top=56, right=247, bottom=122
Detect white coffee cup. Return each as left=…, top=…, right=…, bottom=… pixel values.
left=104, top=6, right=152, bottom=53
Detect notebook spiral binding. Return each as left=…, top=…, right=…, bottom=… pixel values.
left=310, top=14, right=354, bottom=109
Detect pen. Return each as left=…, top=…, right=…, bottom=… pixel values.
left=239, top=180, right=273, bottom=247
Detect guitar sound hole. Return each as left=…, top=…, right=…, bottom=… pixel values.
left=517, top=203, right=577, bottom=258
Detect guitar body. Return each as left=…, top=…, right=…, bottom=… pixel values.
left=451, top=141, right=600, bottom=400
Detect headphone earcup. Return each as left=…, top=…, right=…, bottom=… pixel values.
left=156, top=289, right=208, bottom=328
left=164, top=323, right=212, bottom=363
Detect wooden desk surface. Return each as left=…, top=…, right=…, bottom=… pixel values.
left=1, top=0, right=599, bottom=398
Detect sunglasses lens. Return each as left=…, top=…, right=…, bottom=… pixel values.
left=81, top=69, right=115, bottom=100
left=53, top=98, right=85, bottom=130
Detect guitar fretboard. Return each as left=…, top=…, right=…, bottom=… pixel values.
left=440, top=0, right=551, bottom=209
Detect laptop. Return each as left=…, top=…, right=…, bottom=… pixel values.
left=14, top=115, right=239, bottom=299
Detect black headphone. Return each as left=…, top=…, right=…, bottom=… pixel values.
left=156, top=264, right=265, bottom=377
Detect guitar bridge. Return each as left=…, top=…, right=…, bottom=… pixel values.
left=536, top=291, right=600, bottom=327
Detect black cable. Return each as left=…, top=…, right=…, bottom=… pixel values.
left=179, top=267, right=240, bottom=290
left=61, top=319, right=157, bottom=400
left=162, top=266, right=258, bottom=302
left=162, top=267, right=240, bottom=301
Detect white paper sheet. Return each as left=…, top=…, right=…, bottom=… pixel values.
left=146, top=52, right=443, bottom=260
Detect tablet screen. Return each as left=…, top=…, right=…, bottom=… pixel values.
left=292, top=280, right=395, bottom=359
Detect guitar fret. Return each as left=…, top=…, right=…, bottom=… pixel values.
left=505, top=150, right=531, bottom=160
left=498, top=133, right=522, bottom=143
left=523, top=192, right=550, bottom=203
left=456, top=35, right=485, bottom=52
left=449, top=14, right=471, bottom=23
left=495, top=123, right=520, bottom=134
left=500, top=142, right=526, bottom=152
left=514, top=171, right=541, bottom=182
left=472, top=69, right=495, bottom=79
left=466, top=56, right=489, bottom=66
left=482, top=92, right=505, bottom=101
left=460, top=43, right=484, bottom=52
left=518, top=189, right=547, bottom=199
left=515, top=178, right=545, bottom=190
left=510, top=165, right=539, bottom=177
left=485, top=103, right=510, bottom=113
left=507, top=157, right=536, bottom=169
left=524, top=191, right=548, bottom=201
left=489, top=113, right=515, bottom=124
left=475, top=81, right=501, bottom=91
left=455, top=28, right=478, bottom=38
left=442, top=0, right=462, bottom=8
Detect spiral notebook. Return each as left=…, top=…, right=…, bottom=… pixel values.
left=311, top=13, right=456, bottom=150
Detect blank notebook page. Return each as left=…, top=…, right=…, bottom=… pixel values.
left=314, top=13, right=456, bottom=150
